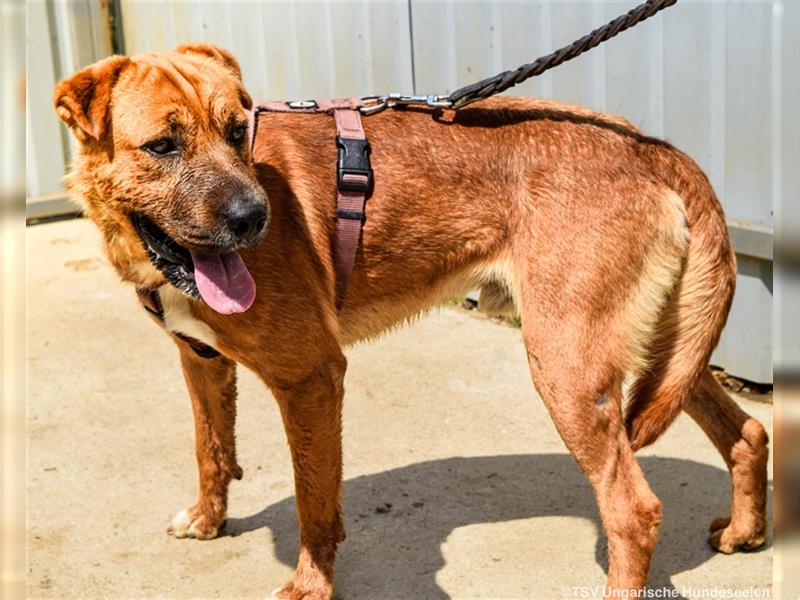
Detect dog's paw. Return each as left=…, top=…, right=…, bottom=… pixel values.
left=270, top=579, right=333, bottom=600
left=708, top=516, right=767, bottom=553
left=167, top=508, right=222, bottom=540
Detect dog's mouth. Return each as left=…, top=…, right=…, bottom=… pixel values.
left=130, top=213, right=256, bottom=315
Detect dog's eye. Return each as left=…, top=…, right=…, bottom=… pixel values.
left=142, top=138, right=178, bottom=157
left=229, top=126, right=247, bottom=146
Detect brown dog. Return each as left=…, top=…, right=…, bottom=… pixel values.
left=54, top=44, right=768, bottom=599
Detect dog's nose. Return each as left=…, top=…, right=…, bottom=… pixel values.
left=223, top=199, right=268, bottom=244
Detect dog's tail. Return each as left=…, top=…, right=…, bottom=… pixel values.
left=624, top=143, right=737, bottom=451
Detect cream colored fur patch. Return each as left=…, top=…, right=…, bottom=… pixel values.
left=621, top=189, right=690, bottom=379
left=472, top=257, right=520, bottom=317
left=159, top=285, right=218, bottom=348
left=168, top=509, right=219, bottom=540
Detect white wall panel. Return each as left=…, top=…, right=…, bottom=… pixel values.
left=774, top=0, right=800, bottom=375
left=27, top=0, right=113, bottom=198
left=121, top=0, right=413, bottom=101
left=26, top=1, right=65, bottom=198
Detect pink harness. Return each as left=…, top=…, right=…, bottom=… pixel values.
left=250, top=98, right=372, bottom=311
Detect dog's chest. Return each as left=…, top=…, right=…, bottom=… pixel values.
left=157, top=285, right=218, bottom=349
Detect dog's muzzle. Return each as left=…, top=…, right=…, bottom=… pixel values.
left=130, top=210, right=262, bottom=314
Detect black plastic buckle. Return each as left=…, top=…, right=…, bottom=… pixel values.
left=336, top=136, right=373, bottom=194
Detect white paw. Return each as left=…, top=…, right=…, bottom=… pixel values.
left=167, top=509, right=219, bottom=540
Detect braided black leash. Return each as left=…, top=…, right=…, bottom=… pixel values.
left=447, top=0, right=678, bottom=109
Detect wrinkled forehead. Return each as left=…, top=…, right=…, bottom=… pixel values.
left=112, top=52, right=246, bottom=141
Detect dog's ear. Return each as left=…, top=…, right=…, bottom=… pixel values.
left=175, top=43, right=243, bottom=79
left=54, top=55, right=130, bottom=143
left=175, top=43, right=252, bottom=109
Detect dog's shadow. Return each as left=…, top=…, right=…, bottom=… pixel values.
left=224, top=454, right=770, bottom=599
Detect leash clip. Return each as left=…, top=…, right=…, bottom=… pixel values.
left=359, top=95, right=388, bottom=115
left=359, top=93, right=452, bottom=113
left=425, top=95, right=453, bottom=108
left=386, top=93, right=453, bottom=109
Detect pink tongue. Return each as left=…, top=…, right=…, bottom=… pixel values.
left=190, top=250, right=256, bottom=315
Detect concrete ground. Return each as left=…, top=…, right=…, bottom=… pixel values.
left=28, top=219, right=772, bottom=600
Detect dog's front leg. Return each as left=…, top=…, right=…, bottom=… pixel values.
left=269, top=359, right=347, bottom=600
left=167, top=339, right=242, bottom=540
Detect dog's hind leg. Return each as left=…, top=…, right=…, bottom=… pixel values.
left=511, top=189, right=679, bottom=591
left=268, top=353, right=347, bottom=600
left=684, top=369, right=769, bottom=552
left=521, top=314, right=662, bottom=592
left=167, top=340, right=241, bottom=540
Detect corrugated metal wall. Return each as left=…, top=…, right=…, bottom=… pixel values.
left=30, top=0, right=792, bottom=383
left=27, top=0, right=114, bottom=199
left=121, top=2, right=415, bottom=102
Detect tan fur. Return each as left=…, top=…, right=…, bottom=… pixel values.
left=159, top=285, right=218, bottom=348
left=623, top=145, right=738, bottom=450
left=54, top=45, right=769, bottom=599
left=476, top=258, right=520, bottom=317
left=619, top=189, right=689, bottom=378
left=684, top=370, right=769, bottom=553
left=129, top=260, right=162, bottom=289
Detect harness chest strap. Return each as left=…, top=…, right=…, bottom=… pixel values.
left=331, top=107, right=371, bottom=310
left=251, top=99, right=373, bottom=311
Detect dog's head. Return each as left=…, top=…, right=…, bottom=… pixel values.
left=54, top=44, right=267, bottom=314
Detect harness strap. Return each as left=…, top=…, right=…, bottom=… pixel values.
left=251, top=98, right=372, bottom=311
left=255, top=98, right=364, bottom=113
left=332, top=108, right=371, bottom=311
left=135, top=288, right=221, bottom=359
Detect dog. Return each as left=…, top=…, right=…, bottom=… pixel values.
left=54, top=44, right=768, bottom=599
